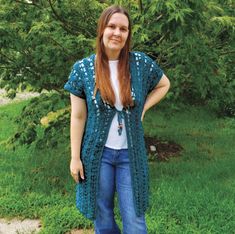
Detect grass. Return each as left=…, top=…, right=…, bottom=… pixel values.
left=0, top=100, right=234, bottom=233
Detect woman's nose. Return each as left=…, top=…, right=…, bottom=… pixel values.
left=113, top=28, right=121, bottom=35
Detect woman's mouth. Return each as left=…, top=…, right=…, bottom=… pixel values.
left=110, top=39, right=121, bottom=43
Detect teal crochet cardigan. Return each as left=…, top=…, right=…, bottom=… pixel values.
left=64, top=51, right=163, bottom=220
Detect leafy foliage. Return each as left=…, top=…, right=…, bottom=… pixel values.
left=1, top=0, right=234, bottom=146
left=1, top=0, right=234, bottom=115
left=5, top=92, right=70, bottom=148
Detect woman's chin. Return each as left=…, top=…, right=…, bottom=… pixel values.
left=107, top=47, right=122, bottom=53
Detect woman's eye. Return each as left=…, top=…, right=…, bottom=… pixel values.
left=108, top=25, right=115, bottom=29
left=121, top=28, right=127, bottom=32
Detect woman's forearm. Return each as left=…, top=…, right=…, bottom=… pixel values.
left=142, top=76, right=170, bottom=121
left=70, top=116, right=86, bottom=160
left=143, top=85, right=169, bottom=112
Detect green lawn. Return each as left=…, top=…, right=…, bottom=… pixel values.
left=0, top=100, right=234, bottom=233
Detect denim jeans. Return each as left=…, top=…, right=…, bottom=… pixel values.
left=94, top=146, right=148, bottom=234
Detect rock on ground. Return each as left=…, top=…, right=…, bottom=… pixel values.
left=0, top=218, right=41, bottom=234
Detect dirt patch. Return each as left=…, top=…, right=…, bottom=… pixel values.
left=66, top=229, right=94, bottom=234
left=0, top=89, right=40, bottom=106
left=0, top=218, right=41, bottom=234
left=145, top=136, right=183, bottom=161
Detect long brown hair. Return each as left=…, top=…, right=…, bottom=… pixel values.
left=95, top=5, right=134, bottom=108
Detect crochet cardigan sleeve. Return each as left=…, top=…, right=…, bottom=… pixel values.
left=64, top=61, right=86, bottom=99
left=144, top=53, right=164, bottom=95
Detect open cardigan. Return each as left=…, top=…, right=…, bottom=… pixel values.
left=64, top=51, right=163, bottom=220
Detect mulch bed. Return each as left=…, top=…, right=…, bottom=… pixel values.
left=144, top=136, right=183, bottom=161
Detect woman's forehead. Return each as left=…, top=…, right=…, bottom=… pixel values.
left=108, top=13, right=129, bottom=27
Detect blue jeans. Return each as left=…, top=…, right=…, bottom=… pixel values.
left=94, top=146, right=148, bottom=234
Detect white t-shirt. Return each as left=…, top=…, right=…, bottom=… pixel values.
left=105, top=60, right=128, bottom=149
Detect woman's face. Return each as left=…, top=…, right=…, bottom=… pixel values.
left=102, top=13, right=129, bottom=59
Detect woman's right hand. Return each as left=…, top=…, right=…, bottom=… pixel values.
left=70, top=158, right=84, bottom=183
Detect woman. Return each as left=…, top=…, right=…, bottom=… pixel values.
left=64, top=5, right=170, bottom=234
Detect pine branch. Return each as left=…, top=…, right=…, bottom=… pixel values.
left=158, top=32, right=168, bottom=44
left=47, top=36, right=72, bottom=56
left=138, top=0, right=143, bottom=13
left=220, top=50, right=235, bottom=55
left=15, top=0, right=42, bottom=9
left=156, top=14, right=163, bottom=21
left=47, top=0, right=94, bottom=37
left=0, top=51, right=15, bottom=63
left=47, top=0, right=79, bottom=36
left=0, top=50, right=41, bottom=78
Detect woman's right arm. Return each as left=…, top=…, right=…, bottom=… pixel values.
left=70, top=93, right=87, bottom=183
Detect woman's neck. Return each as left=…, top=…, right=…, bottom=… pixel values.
left=105, top=49, right=120, bottom=60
